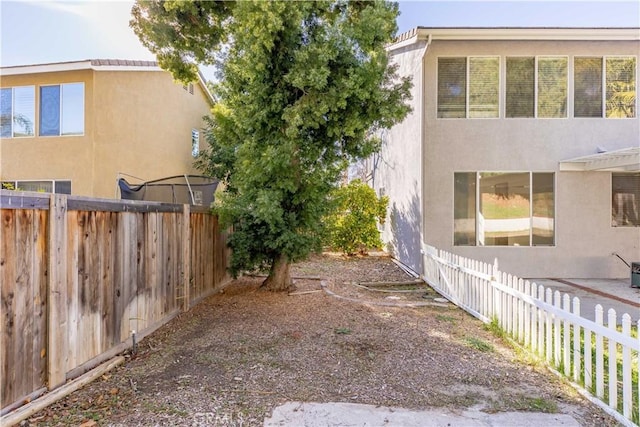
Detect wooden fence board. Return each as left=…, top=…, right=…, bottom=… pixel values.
left=2, top=193, right=229, bottom=413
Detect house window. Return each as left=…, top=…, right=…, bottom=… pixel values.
left=506, top=57, right=567, bottom=118
left=612, top=173, right=640, bottom=227
left=0, top=86, right=35, bottom=138
left=575, top=57, right=636, bottom=118
left=606, top=57, right=636, bottom=118
left=454, top=172, right=555, bottom=246
left=2, top=180, right=71, bottom=194
left=191, top=129, right=200, bottom=157
left=40, top=83, right=84, bottom=136
left=437, top=57, right=499, bottom=118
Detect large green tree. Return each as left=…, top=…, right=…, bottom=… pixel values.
left=131, top=0, right=411, bottom=291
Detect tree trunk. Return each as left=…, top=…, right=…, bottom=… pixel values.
left=262, top=253, right=293, bottom=291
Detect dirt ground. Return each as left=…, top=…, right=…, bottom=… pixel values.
left=24, top=253, right=619, bottom=427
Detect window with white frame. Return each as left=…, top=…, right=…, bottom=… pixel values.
left=612, top=173, right=639, bottom=227
left=1, top=180, right=71, bottom=194
left=575, top=57, right=636, bottom=118
left=191, top=129, right=200, bottom=157
left=437, top=57, right=500, bottom=118
left=454, top=172, right=555, bottom=246
left=506, top=56, right=567, bottom=118
left=39, top=83, right=84, bottom=136
left=0, top=86, right=35, bottom=138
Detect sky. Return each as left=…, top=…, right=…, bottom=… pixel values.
left=1, top=0, right=639, bottom=82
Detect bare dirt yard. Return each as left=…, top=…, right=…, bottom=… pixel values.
left=24, top=253, right=619, bottom=426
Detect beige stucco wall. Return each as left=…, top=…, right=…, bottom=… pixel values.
left=91, top=71, right=211, bottom=198
left=0, top=70, right=95, bottom=195
left=0, top=67, right=212, bottom=198
left=420, top=39, right=640, bottom=278
left=373, top=41, right=427, bottom=272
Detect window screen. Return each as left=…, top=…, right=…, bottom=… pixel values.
left=438, top=58, right=466, bottom=118
left=506, top=57, right=535, bottom=118
left=537, top=57, right=567, bottom=118
left=606, top=57, right=636, bottom=118
left=612, top=173, right=640, bottom=226
left=469, top=57, right=499, bottom=118
left=574, top=57, right=603, bottom=117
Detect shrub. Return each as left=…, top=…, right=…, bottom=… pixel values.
left=325, top=179, right=388, bottom=255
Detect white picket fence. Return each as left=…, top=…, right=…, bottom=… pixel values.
left=422, top=245, right=640, bottom=426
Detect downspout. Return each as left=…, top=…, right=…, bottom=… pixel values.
left=418, top=33, right=432, bottom=275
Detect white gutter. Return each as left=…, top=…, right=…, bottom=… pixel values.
left=388, top=27, right=640, bottom=50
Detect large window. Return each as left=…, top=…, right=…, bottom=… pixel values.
left=454, top=172, right=555, bottom=246
left=0, top=86, right=35, bottom=138
left=612, top=173, right=639, bottom=227
left=438, top=57, right=499, bottom=118
left=40, top=83, right=84, bottom=136
left=575, top=57, right=636, bottom=118
left=506, top=57, right=567, bottom=118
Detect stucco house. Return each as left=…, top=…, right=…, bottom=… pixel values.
left=0, top=59, right=213, bottom=199
left=370, top=28, right=639, bottom=279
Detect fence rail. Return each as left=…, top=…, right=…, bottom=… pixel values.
left=423, top=245, right=640, bottom=426
left=1, top=191, right=230, bottom=412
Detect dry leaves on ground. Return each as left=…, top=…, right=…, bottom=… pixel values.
left=24, top=253, right=618, bottom=427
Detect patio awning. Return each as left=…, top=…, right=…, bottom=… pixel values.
left=559, top=147, right=640, bottom=172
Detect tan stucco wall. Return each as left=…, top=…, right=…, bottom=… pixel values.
left=1, top=67, right=212, bottom=198
left=91, top=71, right=211, bottom=198
left=421, top=39, right=640, bottom=278
left=0, top=70, right=95, bottom=195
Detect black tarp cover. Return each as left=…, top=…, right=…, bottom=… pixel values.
left=118, top=175, right=218, bottom=206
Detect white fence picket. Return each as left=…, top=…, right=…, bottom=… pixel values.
left=563, top=294, right=571, bottom=375
left=422, top=245, right=639, bottom=425
left=573, top=297, right=581, bottom=384
left=622, top=314, right=632, bottom=419
left=595, top=305, right=605, bottom=399
left=608, top=309, right=618, bottom=410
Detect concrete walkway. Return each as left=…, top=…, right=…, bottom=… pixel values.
left=531, top=278, right=640, bottom=324
left=264, top=402, right=581, bottom=426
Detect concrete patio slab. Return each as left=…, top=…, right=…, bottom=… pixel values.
left=264, top=402, right=581, bottom=427
left=530, top=278, right=639, bottom=323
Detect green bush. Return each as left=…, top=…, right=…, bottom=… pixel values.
left=325, top=179, right=388, bottom=255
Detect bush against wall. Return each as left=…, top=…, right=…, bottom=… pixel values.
left=325, top=179, right=388, bottom=255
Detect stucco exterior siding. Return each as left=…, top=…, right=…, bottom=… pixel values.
left=375, top=30, right=639, bottom=279
left=0, top=70, right=96, bottom=195
left=421, top=38, right=639, bottom=278
left=91, top=71, right=210, bottom=198
left=373, top=41, right=427, bottom=272
left=1, top=62, right=213, bottom=199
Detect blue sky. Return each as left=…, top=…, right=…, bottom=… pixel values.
left=1, top=1, right=639, bottom=82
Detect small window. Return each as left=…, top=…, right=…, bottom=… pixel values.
left=40, top=83, right=84, bottom=136
left=537, top=57, right=567, bottom=118
left=191, top=129, right=200, bottom=157
left=612, top=173, right=640, bottom=227
left=606, top=57, right=636, bottom=118
left=0, top=86, right=35, bottom=137
left=574, top=57, right=603, bottom=117
left=438, top=58, right=466, bottom=118
left=3, top=180, right=71, bottom=194
left=506, top=57, right=535, bottom=118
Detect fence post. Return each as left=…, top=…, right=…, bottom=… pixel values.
left=182, top=204, right=191, bottom=311
left=47, top=194, right=68, bottom=389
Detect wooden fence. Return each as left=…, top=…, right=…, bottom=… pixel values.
left=0, top=191, right=230, bottom=412
left=423, top=245, right=640, bottom=426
